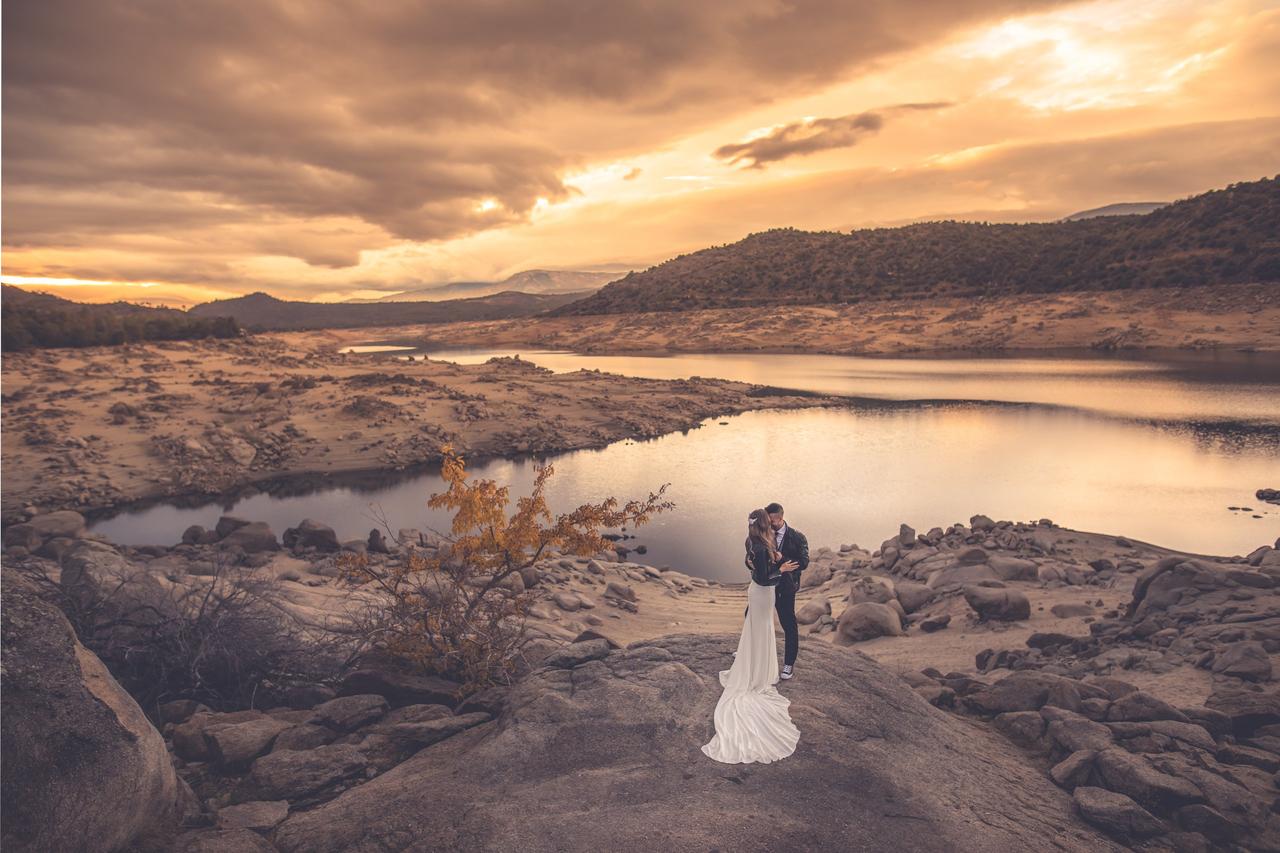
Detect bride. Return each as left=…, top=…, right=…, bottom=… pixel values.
left=701, top=508, right=801, bottom=764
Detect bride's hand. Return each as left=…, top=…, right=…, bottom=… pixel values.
left=780, top=560, right=798, bottom=572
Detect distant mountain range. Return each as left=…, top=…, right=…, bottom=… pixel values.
left=553, top=176, right=1279, bottom=316
left=188, top=288, right=585, bottom=331
left=347, top=269, right=620, bottom=303
left=1061, top=202, right=1169, bottom=221
left=2, top=285, right=239, bottom=351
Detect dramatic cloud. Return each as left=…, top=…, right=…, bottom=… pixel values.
left=714, top=103, right=952, bottom=169
left=2, top=0, right=1277, bottom=302
left=1, top=0, right=1069, bottom=258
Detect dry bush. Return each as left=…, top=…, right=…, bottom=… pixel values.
left=339, top=445, right=672, bottom=697
left=18, top=549, right=349, bottom=713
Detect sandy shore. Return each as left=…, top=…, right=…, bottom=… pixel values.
left=0, top=330, right=844, bottom=519
left=393, top=283, right=1280, bottom=355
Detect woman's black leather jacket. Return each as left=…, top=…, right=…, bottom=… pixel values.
left=744, top=539, right=783, bottom=586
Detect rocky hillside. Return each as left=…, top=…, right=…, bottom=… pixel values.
left=189, top=289, right=586, bottom=331
left=554, top=176, right=1280, bottom=315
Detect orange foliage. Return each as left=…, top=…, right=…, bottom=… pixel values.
left=339, top=444, right=672, bottom=698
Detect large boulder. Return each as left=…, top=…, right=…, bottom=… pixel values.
left=274, top=633, right=1124, bottom=852
left=205, top=718, right=293, bottom=771
left=795, top=597, right=832, bottom=625
left=833, top=602, right=904, bottom=644
left=1, top=569, right=188, bottom=852
left=1211, top=642, right=1272, bottom=682
left=846, top=576, right=895, bottom=605
left=232, top=744, right=368, bottom=805
left=337, top=667, right=463, bottom=708
left=220, top=522, right=280, bottom=554
left=963, top=586, right=1030, bottom=622
left=893, top=581, right=933, bottom=614
left=966, top=672, right=1109, bottom=715
left=925, top=563, right=999, bottom=589
left=1205, top=679, right=1280, bottom=735
left=1072, top=786, right=1163, bottom=841
left=284, top=518, right=340, bottom=552
left=29, top=510, right=88, bottom=539
left=987, top=556, right=1038, bottom=582
left=1126, top=558, right=1218, bottom=621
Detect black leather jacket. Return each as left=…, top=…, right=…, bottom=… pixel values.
left=744, top=526, right=810, bottom=590
left=745, top=540, right=783, bottom=586
left=778, top=525, right=810, bottom=589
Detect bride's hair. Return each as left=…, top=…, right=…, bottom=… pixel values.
left=747, top=508, right=780, bottom=562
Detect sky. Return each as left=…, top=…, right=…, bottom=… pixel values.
left=3, top=0, right=1279, bottom=305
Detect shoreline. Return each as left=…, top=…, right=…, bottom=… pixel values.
left=12, top=506, right=1277, bottom=703
left=0, top=332, right=851, bottom=521
left=6, top=333, right=1279, bottom=524
left=350, top=336, right=1280, bottom=362
left=375, top=282, right=1280, bottom=358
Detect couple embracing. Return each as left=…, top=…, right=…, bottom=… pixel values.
left=701, top=502, right=808, bottom=765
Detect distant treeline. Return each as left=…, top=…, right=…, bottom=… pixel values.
left=1, top=286, right=240, bottom=351
left=187, top=289, right=585, bottom=331
left=553, top=176, right=1280, bottom=315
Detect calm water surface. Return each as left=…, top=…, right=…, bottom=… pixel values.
left=90, top=349, right=1280, bottom=581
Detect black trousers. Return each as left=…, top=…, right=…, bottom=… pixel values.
left=744, top=578, right=799, bottom=666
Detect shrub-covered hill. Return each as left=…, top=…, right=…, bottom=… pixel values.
left=1, top=285, right=240, bottom=351
left=554, top=176, right=1280, bottom=316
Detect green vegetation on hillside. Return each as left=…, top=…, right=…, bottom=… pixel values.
left=555, top=176, right=1280, bottom=315
left=1, top=286, right=240, bottom=351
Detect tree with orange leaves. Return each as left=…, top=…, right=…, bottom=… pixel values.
left=339, top=445, right=672, bottom=699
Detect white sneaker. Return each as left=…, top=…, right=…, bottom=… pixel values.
left=780, top=664, right=793, bottom=680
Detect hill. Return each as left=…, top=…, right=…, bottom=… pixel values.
left=347, top=269, right=618, bottom=303
left=1, top=285, right=239, bottom=351
left=189, top=289, right=585, bottom=331
left=553, top=176, right=1280, bottom=316
left=1061, top=202, right=1168, bottom=221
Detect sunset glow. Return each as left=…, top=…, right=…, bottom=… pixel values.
left=3, top=0, right=1278, bottom=304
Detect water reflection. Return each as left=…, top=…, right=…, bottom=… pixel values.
left=90, top=405, right=1280, bottom=581
left=404, top=347, right=1280, bottom=426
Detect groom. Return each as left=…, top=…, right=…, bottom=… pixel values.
left=743, top=502, right=809, bottom=680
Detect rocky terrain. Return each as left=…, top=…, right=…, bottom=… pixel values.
left=3, top=505, right=1277, bottom=851
left=391, top=282, right=1280, bottom=356
left=0, top=332, right=839, bottom=519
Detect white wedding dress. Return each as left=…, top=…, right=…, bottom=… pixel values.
left=701, top=579, right=800, bottom=763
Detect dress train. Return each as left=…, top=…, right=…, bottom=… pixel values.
left=701, top=579, right=800, bottom=763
